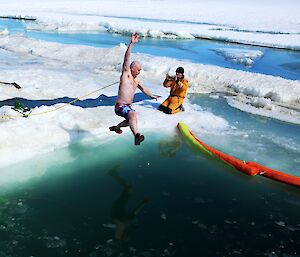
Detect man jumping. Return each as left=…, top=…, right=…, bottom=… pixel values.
left=109, top=32, right=159, bottom=145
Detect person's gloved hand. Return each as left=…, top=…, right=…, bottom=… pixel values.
left=166, top=74, right=175, bottom=81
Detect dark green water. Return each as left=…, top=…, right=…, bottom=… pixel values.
left=1, top=132, right=300, bottom=257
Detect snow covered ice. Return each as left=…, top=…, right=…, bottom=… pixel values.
left=0, top=0, right=299, bottom=177
left=212, top=48, right=263, bottom=68
left=1, top=0, right=300, bottom=49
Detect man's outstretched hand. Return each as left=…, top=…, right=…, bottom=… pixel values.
left=131, top=32, right=139, bottom=44
left=152, top=95, right=161, bottom=101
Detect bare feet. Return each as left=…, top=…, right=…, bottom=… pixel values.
left=109, top=126, right=123, bottom=134
left=134, top=133, right=145, bottom=145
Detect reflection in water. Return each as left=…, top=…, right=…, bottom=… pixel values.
left=108, top=165, right=149, bottom=241
left=159, top=135, right=182, bottom=158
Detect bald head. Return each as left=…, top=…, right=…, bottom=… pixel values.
left=130, top=61, right=141, bottom=69
left=130, top=61, right=142, bottom=78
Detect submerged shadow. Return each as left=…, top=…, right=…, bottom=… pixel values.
left=0, top=93, right=149, bottom=109
left=159, top=135, right=182, bottom=158
left=108, top=165, right=149, bottom=242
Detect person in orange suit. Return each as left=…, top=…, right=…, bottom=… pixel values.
left=158, top=67, right=188, bottom=114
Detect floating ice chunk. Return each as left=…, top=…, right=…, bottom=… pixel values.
left=275, top=221, right=286, bottom=227
left=162, top=191, right=170, bottom=196
left=39, top=236, right=66, bottom=248
left=198, top=223, right=207, bottom=230
left=194, top=197, right=205, bottom=204
left=142, top=251, right=152, bottom=257
left=15, top=201, right=28, bottom=214
left=106, top=239, right=114, bottom=244
left=213, top=48, right=263, bottom=67
left=163, top=243, right=177, bottom=256
left=0, top=28, right=9, bottom=35
left=102, top=223, right=116, bottom=229
left=129, top=247, right=137, bottom=253
left=226, top=96, right=300, bottom=124
left=209, top=94, right=219, bottom=99
left=161, top=212, right=167, bottom=220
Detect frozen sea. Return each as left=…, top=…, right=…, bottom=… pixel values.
left=0, top=1, right=300, bottom=256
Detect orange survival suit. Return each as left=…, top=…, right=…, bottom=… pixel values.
left=158, top=75, right=189, bottom=114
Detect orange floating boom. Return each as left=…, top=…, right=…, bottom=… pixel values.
left=177, top=122, right=300, bottom=188
left=247, top=162, right=300, bottom=188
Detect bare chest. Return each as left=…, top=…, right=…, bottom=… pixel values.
left=121, top=74, right=138, bottom=89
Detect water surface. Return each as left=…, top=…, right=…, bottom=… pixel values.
left=1, top=133, right=300, bottom=257
left=1, top=18, right=300, bottom=80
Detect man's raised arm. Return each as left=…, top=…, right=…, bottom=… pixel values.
left=122, top=32, right=139, bottom=72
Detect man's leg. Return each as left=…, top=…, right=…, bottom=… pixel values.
left=128, top=110, right=138, bottom=135
left=109, top=119, right=129, bottom=134
left=128, top=110, right=144, bottom=145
